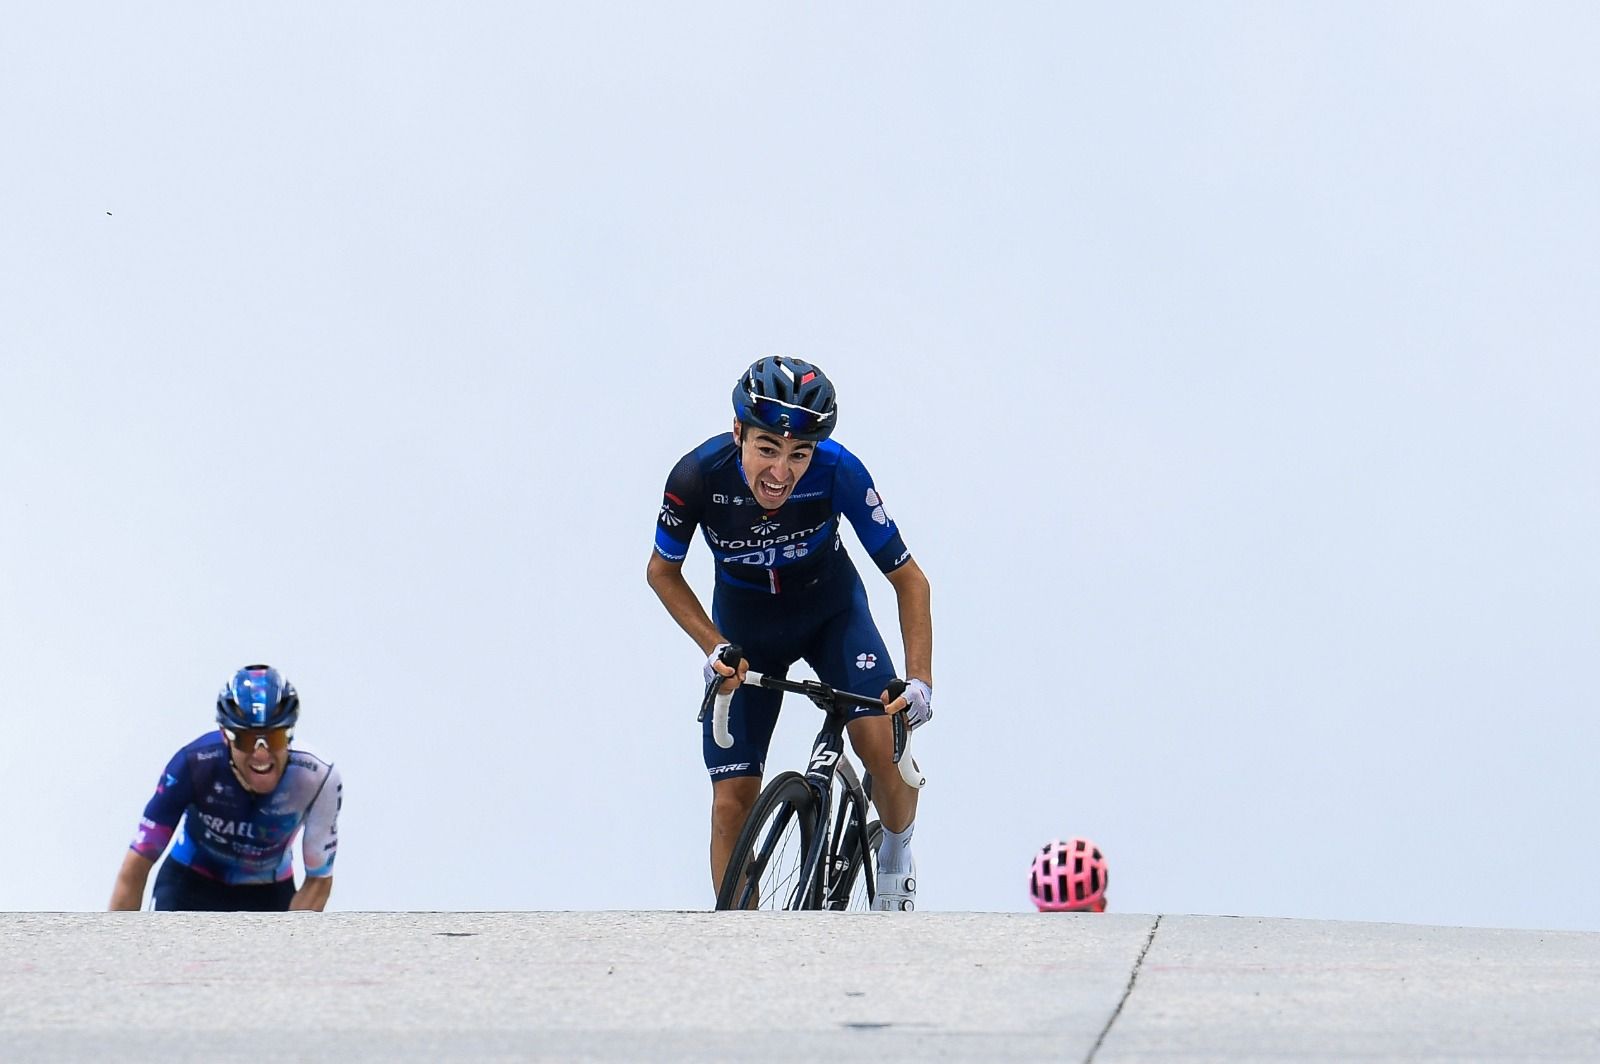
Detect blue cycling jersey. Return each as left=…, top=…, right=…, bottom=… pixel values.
left=655, top=434, right=911, bottom=593
left=657, top=433, right=914, bottom=779
left=130, top=731, right=341, bottom=886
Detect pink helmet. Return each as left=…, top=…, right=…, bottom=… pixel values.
left=1030, top=837, right=1108, bottom=912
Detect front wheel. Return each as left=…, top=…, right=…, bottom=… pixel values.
left=715, top=772, right=817, bottom=910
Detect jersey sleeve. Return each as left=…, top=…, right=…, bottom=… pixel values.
left=834, top=447, right=912, bottom=574
left=131, top=747, right=195, bottom=859
left=300, top=763, right=343, bottom=878
left=654, top=450, right=705, bottom=562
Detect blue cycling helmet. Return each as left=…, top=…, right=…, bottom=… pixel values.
left=216, top=665, right=300, bottom=730
left=732, top=356, right=838, bottom=441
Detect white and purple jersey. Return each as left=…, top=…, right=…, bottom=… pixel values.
left=655, top=434, right=911, bottom=594
left=130, top=731, right=341, bottom=886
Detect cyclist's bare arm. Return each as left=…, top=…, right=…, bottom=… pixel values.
left=290, top=875, right=333, bottom=912
left=885, top=558, right=933, bottom=695
left=646, top=553, right=727, bottom=656
left=109, top=850, right=154, bottom=911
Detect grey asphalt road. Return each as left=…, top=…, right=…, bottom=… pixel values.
left=2, top=912, right=1596, bottom=1062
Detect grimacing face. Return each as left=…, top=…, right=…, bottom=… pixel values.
left=735, top=419, right=815, bottom=510
left=223, top=729, right=290, bottom=794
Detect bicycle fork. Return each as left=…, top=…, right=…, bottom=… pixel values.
left=801, top=728, right=871, bottom=910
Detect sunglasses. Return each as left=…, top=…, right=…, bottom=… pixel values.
left=223, top=726, right=293, bottom=753
left=745, top=395, right=834, bottom=436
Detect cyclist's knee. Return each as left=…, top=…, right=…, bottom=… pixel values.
left=711, top=777, right=759, bottom=835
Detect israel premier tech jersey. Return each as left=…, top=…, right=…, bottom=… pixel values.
left=129, top=731, right=342, bottom=885
left=654, top=434, right=911, bottom=592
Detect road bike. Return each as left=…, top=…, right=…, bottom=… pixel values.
left=701, top=650, right=926, bottom=911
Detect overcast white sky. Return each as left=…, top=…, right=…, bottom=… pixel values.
left=3, top=3, right=1596, bottom=930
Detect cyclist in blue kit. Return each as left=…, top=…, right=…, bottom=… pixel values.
left=108, top=665, right=341, bottom=912
left=648, top=356, right=934, bottom=911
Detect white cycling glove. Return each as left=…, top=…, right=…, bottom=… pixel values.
left=902, top=678, right=933, bottom=729
left=704, top=643, right=734, bottom=685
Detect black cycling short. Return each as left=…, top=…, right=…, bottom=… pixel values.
left=151, top=858, right=296, bottom=912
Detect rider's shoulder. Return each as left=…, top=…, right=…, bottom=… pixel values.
left=810, top=438, right=848, bottom=464
left=695, top=432, right=739, bottom=464
left=798, top=437, right=851, bottom=478
left=177, top=730, right=230, bottom=762
left=286, top=748, right=335, bottom=777
left=671, top=433, right=739, bottom=476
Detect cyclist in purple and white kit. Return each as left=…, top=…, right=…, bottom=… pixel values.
left=108, top=665, right=341, bottom=912
left=648, top=356, right=934, bottom=911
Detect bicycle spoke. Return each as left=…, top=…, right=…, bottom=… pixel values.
left=745, top=807, right=807, bottom=909
left=718, top=778, right=817, bottom=911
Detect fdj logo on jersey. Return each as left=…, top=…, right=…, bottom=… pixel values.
left=727, top=543, right=812, bottom=566
left=712, top=518, right=830, bottom=567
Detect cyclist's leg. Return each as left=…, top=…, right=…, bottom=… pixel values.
left=705, top=588, right=792, bottom=893
left=848, top=700, right=920, bottom=912
left=804, top=574, right=917, bottom=833
left=804, top=573, right=920, bottom=909
left=705, top=688, right=780, bottom=890
left=710, top=775, right=760, bottom=893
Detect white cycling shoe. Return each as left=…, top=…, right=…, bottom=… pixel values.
left=873, top=857, right=917, bottom=912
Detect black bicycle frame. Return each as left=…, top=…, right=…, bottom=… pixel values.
left=709, top=647, right=917, bottom=910
left=789, top=714, right=872, bottom=910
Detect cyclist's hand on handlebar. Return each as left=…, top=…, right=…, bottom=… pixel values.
left=703, top=642, right=747, bottom=693
left=884, top=677, right=933, bottom=730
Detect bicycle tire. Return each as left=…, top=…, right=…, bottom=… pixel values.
left=715, top=772, right=817, bottom=910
